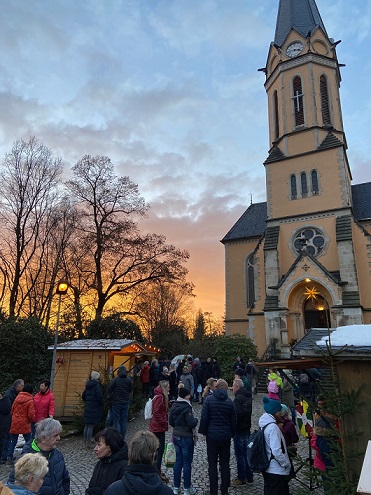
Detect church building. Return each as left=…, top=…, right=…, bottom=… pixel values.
left=222, top=0, right=371, bottom=359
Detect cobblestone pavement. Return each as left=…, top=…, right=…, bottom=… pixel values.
left=0, top=393, right=323, bottom=495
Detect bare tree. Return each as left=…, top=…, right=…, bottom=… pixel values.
left=133, top=281, right=195, bottom=339
left=66, top=155, right=190, bottom=319
left=0, top=137, right=63, bottom=317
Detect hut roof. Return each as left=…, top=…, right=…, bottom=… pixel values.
left=48, top=339, right=150, bottom=352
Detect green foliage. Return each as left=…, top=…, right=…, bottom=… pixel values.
left=0, top=316, right=53, bottom=392
left=214, top=334, right=257, bottom=384
left=194, top=309, right=206, bottom=340
left=151, top=324, right=189, bottom=357
left=86, top=314, right=143, bottom=341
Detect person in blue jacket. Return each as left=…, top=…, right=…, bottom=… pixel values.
left=82, top=371, right=103, bottom=447
left=8, top=418, right=70, bottom=495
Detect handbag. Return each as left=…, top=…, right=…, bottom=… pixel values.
left=164, top=441, right=176, bottom=467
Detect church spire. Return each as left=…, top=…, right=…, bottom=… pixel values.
left=274, top=0, right=328, bottom=47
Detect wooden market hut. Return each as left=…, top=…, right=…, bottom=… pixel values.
left=48, top=339, right=157, bottom=420
left=259, top=325, right=371, bottom=476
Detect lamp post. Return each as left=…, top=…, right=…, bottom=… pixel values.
left=50, top=280, right=68, bottom=391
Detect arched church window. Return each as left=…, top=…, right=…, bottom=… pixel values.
left=273, top=90, right=279, bottom=140
left=320, top=75, right=331, bottom=126
left=311, top=169, right=319, bottom=194
left=301, top=172, right=308, bottom=196
left=290, top=174, right=297, bottom=199
left=293, top=227, right=326, bottom=256
left=292, top=76, right=304, bottom=127
left=246, top=254, right=255, bottom=307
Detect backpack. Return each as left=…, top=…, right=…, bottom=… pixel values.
left=247, top=423, right=275, bottom=472
left=268, top=379, right=279, bottom=394
left=144, top=398, right=153, bottom=419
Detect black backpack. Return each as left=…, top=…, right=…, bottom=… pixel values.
left=247, top=422, right=275, bottom=473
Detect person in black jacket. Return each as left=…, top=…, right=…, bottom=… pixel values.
left=8, top=418, right=70, bottom=495
left=0, top=393, right=11, bottom=464
left=149, top=360, right=160, bottom=399
left=199, top=379, right=236, bottom=495
left=107, top=366, right=133, bottom=439
left=169, top=388, right=198, bottom=495
left=86, top=427, right=128, bottom=495
left=82, top=371, right=103, bottom=447
left=1, top=379, right=24, bottom=464
left=104, top=430, right=173, bottom=495
left=231, top=378, right=253, bottom=486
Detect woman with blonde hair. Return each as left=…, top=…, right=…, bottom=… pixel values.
left=6, top=453, right=48, bottom=495
left=150, top=380, right=170, bottom=483
left=201, top=378, right=216, bottom=404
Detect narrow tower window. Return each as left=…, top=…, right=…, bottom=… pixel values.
left=273, top=90, right=279, bottom=140
left=320, top=75, right=331, bottom=126
left=311, top=169, right=319, bottom=194
left=292, top=76, right=304, bottom=127
left=290, top=174, right=297, bottom=199
left=301, top=172, right=308, bottom=196
left=246, top=254, right=255, bottom=307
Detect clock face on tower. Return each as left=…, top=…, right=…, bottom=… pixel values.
left=286, top=41, right=304, bottom=58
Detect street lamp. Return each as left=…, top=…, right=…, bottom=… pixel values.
left=50, top=280, right=69, bottom=391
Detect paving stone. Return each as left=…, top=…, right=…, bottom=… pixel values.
left=0, top=393, right=323, bottom=494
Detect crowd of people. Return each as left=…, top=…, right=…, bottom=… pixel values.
left=0, top=356, right=333, bottom=495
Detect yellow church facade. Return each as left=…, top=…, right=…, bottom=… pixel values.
left=222, top=0, right=371, bottom=359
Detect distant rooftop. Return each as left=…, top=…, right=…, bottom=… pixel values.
left=48, top=339, right=144, bottom=351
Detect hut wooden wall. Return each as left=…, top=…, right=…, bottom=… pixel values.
left=337, top=360, right=371, bottom=475
left=54, top=350, right=110, bottom=418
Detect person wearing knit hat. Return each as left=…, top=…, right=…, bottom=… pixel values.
left=280, top=404, right=299, bottom=458
left=169, top=386, right=198, bottom=495
left=199, top=375, right=236, bottom=495
left=82, top=371, right=104, bottom=447
left=258, top=397, right=291, bottom=494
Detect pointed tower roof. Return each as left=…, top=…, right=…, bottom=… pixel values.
left=274, top=0, right=328, bottom=47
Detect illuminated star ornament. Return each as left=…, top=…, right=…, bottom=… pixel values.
left=305, top=286, right=321, bottom=300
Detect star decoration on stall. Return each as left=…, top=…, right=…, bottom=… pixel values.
left=304, top=286, right=321, bottom=300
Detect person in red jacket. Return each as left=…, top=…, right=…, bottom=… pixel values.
left=140, top=361, right=150, bottom=399
left=32, top=380, right=55, bottom=439
left=7, top=384, right=35, bottom=464
left=150, top=380, right=170, bottom=483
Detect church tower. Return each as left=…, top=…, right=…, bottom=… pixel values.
left=222, top=0, right=371, bottom=358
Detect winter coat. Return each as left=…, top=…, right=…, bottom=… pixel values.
left=9, top=439, right=70, bottom=495
left=310, top=435, right=326, bottom=472
left=233, top=386, right=252, bottom=435
left=281, top=379, right=295, bottom=408
left=169, top=398, right=198, bottom=438
left=281, top=416, right=299, bottom=447
left=149, top=386, right=168, bottom=433
left=82, top=379, right=103, bottom=425
left=10, top=392, right=35, bottom=434
left=211, top=362, right=221, bottom=379
left=4, top=387, right=19, bottom=406
left=0, top=396, right=11, bottom=438
left=245, top=362, right=257, bottom=378
left=169, top=371, right=178, bottom=399
left=179, top=373, right=194, bottom=396
left=107, top=369, right=132, bottom=406
left=199, top=388, right=236, bottom=441
left=258, top=412, right=291, bottom=476
left=140, top=365, right=150, bottom=384
left=149, top=365, right=160, bottom=387
left=86, top=444, right=128, bottom=495
left=34, top=389, right=55, bottom=422
left=104, top=464, right=174, bottom=495
left=4, top=484, right=35, bottom=495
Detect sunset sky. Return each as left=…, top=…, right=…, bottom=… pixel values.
left=1, top=0, right=371, bottom=319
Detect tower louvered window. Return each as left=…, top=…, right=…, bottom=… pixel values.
left=320, top=75, right=331, bottom=126
left=273, top=90, right=279, bottom=140
left=311, top=169, right=319, bottom=194
left=246, top=254, right=255, bottom=307
left=293, top=76, right=304, bottom=127
left=290, top=174, right=297, bottom=199
left=301, top=172, right=308, bottom=196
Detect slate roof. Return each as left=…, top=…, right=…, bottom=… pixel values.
left=352, top=182, right=371, bottom=221
left=221, top=202, right=267, bottom=243
left=48, top=339, right=145, bottom=351
left=292, top=328, right=371, bottom=359
left=274, top=0, right=327, bottom=47
left=222, top=182, right=371, bottom=243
